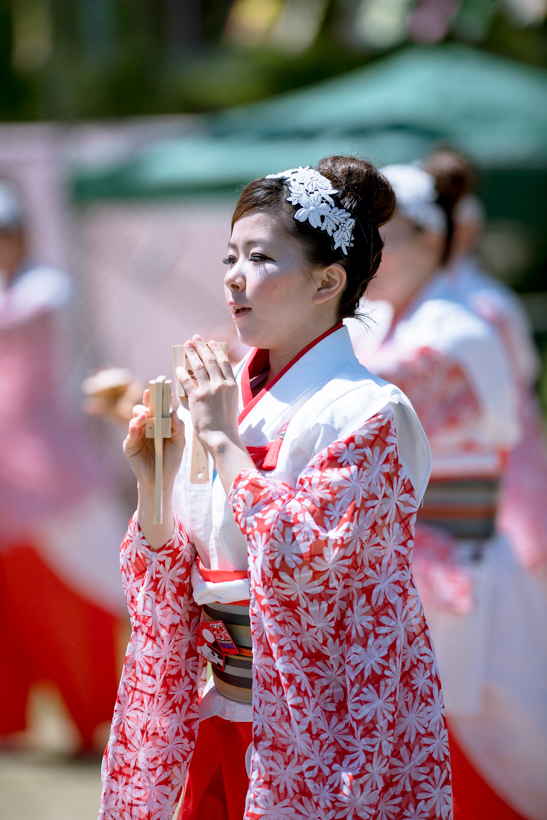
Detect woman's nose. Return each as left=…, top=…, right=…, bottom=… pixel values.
left=224, top=268, right=244, bottom=291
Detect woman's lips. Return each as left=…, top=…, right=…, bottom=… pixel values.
left=231, top=305, right=251, bottom=320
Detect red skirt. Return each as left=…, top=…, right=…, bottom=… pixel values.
left=181, top=719, right=532, bottom=820
left=449, top=728, right=529, bottom=820
left=0, top=542, right=119, bottom=750
left=180, top=715, right=252, bottom=820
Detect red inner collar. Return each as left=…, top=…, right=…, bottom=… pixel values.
left=238, top=322, right=343, bottom=424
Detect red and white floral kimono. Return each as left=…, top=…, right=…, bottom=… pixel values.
left=99, top=324, right=454, bottom=820
left=451, top=256, right=547, bottom=588
left=349, top=276, right=547, bottom=820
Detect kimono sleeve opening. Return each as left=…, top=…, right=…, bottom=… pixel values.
left=99, top=514, right=204, bottom=820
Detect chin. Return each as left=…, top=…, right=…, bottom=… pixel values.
left=235, top=324, right=271, bottom=351
left=236, top=329, right=262, bottom=349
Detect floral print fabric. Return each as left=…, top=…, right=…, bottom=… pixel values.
left=99, top=407, right=451, bottom=820
left=99, top=517, right=203, bottom=820
left=375, top=346, right=480, bottom=438
left=230, top=408, right=451, bottom=819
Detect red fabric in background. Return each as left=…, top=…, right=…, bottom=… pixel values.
left=0, top=543, right=119, bottom=749
left=449, top=728, right=529, bottom=820
left=180, top=715, right=252, bottom=820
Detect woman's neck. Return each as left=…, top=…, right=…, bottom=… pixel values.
left=264, top=318, right=340, bottom=385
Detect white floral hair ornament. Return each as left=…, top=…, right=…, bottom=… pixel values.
left=382, top=165, right=446, bottom=234
left=266, top=166, right=356, bottom=255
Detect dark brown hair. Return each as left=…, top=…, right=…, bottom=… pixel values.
left=231, top=155, right=396, bottom=320
left=422, top=149, right=477, bottom=263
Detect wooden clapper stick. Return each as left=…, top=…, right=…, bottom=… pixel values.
left=145, top=375, right=172, bottom=524
left=172, top=342, right=228, bottom=485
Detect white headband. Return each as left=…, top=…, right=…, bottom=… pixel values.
left=382, top=164, right=446, bottom=234
left=0, top=181, right=24, bottom=231
left=266, top=166, right=356, bottom=255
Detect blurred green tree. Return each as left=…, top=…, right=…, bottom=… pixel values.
left=0, top=0, right=545, bottom=120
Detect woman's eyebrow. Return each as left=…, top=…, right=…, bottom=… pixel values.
left=228, top=237, right=271, bottom=250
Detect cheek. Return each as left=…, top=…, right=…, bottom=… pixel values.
left=251, top=268, right=307, bottom=305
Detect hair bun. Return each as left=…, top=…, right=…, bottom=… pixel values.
left=422, top=149, right=477, bottom=215
left=316, top=155, right=396, bottom=227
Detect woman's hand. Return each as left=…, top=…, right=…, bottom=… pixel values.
left=176, top=336, right=255, bottom=494
left=123, top=390, right=185, bottom=549
left=123, top=391, right=185, bottom=488
left=176, top=337, right=240, bottom=452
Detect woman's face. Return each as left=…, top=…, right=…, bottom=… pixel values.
left=367, top=214, right=444, bottom=311
left=224, top=210, right=335, bottom=354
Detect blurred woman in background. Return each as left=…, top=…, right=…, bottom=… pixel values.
left=348, top=162, right=547, bottom=820
left=0, top=180, right=126, bottom=752
left=423, top=149, right=547, bottom=592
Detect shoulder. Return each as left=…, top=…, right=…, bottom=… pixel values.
left=405, top=296, right=504, bottom=370
left=292, top=363, right=431, bottom=502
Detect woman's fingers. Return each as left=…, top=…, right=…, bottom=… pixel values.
left=124, top=415, right=147, bottom=457
left=209, top=340, right=235, bottom=383
left=184, top=338, right=221, bottom=386
left=183, top=341, right=207, bottom=386
left=193, top=336, right=225, bottom=383
left=176, top=364, right=195, bottom=396
left=127, top=411, right=147, bottom=440
left=132, top=403, right=149, bottom=421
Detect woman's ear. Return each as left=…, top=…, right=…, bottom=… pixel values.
left=312, top=263, right=347, bottom=305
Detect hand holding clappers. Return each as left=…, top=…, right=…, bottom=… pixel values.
left=172, top=342, right=228, bottom=485
left=144, top=342, right=228, bottom=524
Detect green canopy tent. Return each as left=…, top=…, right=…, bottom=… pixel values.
left=72, top=44, right=547, bottom=235
left=72, top=130, right=435, bottom=201
left=210, top=43, right=547, bottom=236
left=212, top=44, right=547, bottom=169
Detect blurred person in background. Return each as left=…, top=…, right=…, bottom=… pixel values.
left=423, top=149, right=547, bottom=593
left=348, top=163, right=547, bottom=820
left=0, top=180, right=127, bottom=753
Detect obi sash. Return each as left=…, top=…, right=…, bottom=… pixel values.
left=198, top=561, right=252, bottom=705
left=418, top=476, right=501, bottom=540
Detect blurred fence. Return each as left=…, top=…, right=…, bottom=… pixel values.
left=0, top=120, right=244, bottom=392
left=0, top=118, right=545, bottom=414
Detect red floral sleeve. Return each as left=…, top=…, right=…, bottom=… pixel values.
left=379, top=345, right=480, bottom=437
left=99, top=515, right=203, bottom=820
left=229, top=408, right=452, bottom=820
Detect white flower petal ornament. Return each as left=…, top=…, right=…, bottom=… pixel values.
left=266, top=166, right=356, bottom=255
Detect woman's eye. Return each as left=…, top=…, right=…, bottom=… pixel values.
left=250, top=253, right=268, bottom=263
left=222, top=256, right=236, bottom=266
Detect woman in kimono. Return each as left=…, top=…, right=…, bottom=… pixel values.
left=0, top=180, right=125, bottom=751
left=422, top=149, right=547, bottom=591
left=348, top=163, right=547, bottom=820
left=99, top=157, right=452, bottom=820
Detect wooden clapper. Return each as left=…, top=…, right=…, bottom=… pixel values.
left=172, top=342, right=228, bottom=486
left=146, top=343, right=228, bottom=525
left=145, top=375, right=172, bottom=525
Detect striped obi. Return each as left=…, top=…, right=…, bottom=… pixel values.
left=203, top=601, right=252, bottom=704
left=418, top=476, right=501, bottom=540
left=197, top=561, right=252, bottom=705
